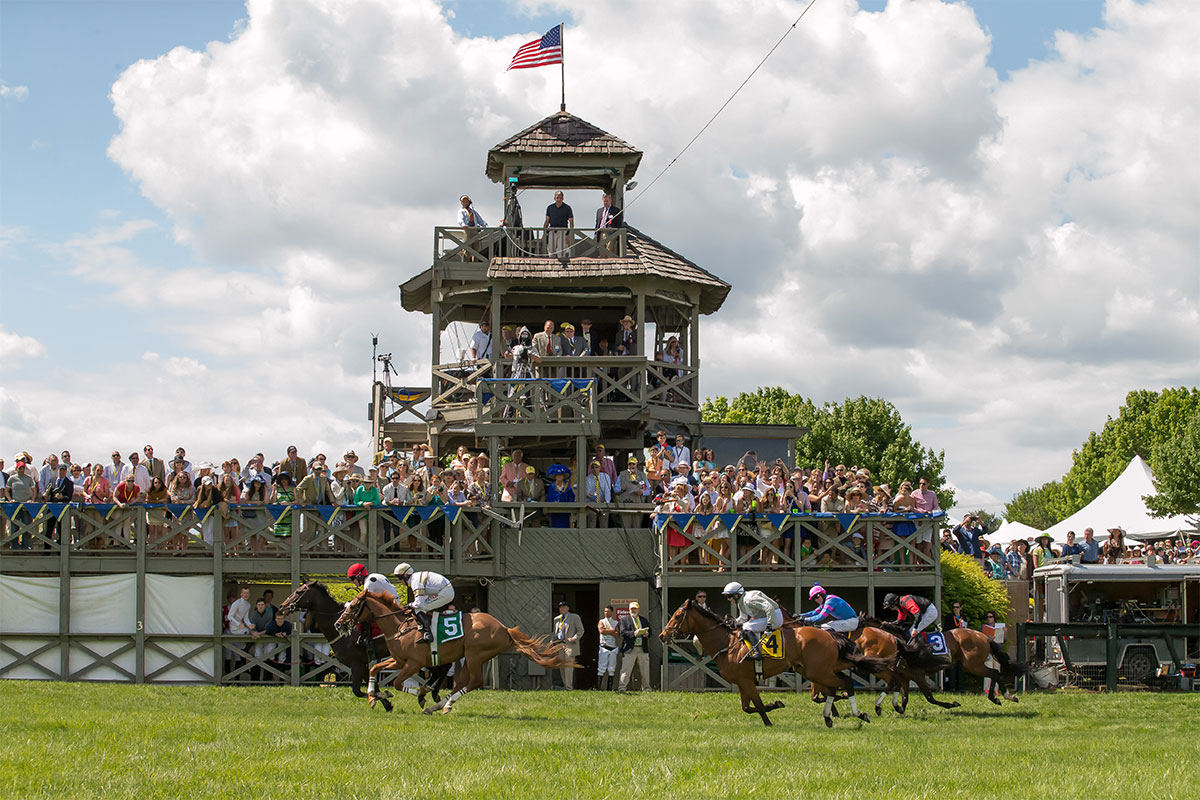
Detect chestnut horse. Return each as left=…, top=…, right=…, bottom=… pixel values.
left=336, top=590, right=575, bottom=715
left=661, top=600, right=892, bottom=727
left=864, top=617, right=1030, bottom=705
left=277, top=581, right=451, bottom=711
left=844, top=618, right=959, bottom=715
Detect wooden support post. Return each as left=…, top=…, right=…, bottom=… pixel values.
left=1105, top=622, right=1119, bottom=691
left=136, top=514, right=146, bottom=683
left=59, top=513, right=70, bottom=680
left=213, top=518, right=224, bottom=682
left=491, top=284, right=504, bottom=375
left=575, top=434, right=587, bottom=530
left=291, top=524, right=300, bottom=687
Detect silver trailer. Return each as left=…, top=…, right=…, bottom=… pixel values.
left=1033, top=563, right=1200, bottom=682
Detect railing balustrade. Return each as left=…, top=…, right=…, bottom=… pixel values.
left=435, top=226, right=628, bottom=263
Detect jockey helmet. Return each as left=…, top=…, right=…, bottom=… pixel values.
left=808, top=584, right=826, bottom=601
left=392, top=562, right=413, bottom=578
left=722, top=581, right=744, bottom=597
left=882, top=592, right=900, bottom=609
left=347, top=563, right=368, bottom=579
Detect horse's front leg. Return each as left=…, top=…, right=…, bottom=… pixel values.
left=737, top=679, right=774, bottom=726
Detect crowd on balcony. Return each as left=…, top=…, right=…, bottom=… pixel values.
left=939, top=521, right=1200, bottom=580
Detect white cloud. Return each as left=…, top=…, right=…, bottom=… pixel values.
left=0, top=327, right=46, bottom=370
left=7, top=0, right=1196, bottom=505
left=0, top=83, right=29, bottom=100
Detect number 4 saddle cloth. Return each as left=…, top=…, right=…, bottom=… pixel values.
left=759, top=629, right=784, bottom=659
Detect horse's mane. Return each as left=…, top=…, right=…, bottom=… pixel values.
left=860, top=615, right=908, bottom=636
left=361, top=588, right=408, bottom=614
left=687, top=599, right=734, bottom=630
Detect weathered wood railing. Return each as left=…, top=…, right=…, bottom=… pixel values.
left=435, top=226, right=628, bottom=262
left=476, top=378, right=599, bottom=432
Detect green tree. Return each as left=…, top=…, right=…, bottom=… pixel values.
left=1004, top=388, right=1200, bottom=525
left=940, top=550, right=1011, bottom=628
left=1144, top=409, right=1200, bottom=518
left=1004, top=481, right=1063, bottom=530
left=702, top=389, right=954, bottom=509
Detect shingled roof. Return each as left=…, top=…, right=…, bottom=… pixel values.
left=486, top=111, right=643, bottom=182
left=487, top=226, right=730, bottom=315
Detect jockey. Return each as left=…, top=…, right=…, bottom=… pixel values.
left=798, top=584, right=859, bottom=633
left=346, top=563, right=398, bottom=601
left=722, top=581, right=783, bottom=661
left=393, top=562, right=455, bottom=642
left=883, top=592, right=939, bottom=640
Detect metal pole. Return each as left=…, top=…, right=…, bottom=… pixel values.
left=559, top=23, right=566, bottom=112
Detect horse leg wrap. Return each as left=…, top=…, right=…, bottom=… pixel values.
left=823, top=696, right=834, bottom=718
left=368, top=677, right=377, bottom=694
left=849, top=695, right=861, bottom=717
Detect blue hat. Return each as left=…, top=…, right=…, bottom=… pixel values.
left=547, top=463, right=570, bottom=477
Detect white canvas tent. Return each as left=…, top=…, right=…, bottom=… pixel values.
left=1045, top=456, right=1197, bottom=542
left=990, top=519, right=1046, bottom=545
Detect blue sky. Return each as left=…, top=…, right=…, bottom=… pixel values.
left=0, top=0, right=1105, bottom=370
left=1, top=0, right=1193, bottom=514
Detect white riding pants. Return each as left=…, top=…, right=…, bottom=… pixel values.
left=742, top=608, right=784, bottom=634
left=411, top=584, right=454, bottom=612
left=912, top=606, right=939, bottom=635
left=821, top=616, right=859, bottom=633
left=597, top=646, right=618, bottom=676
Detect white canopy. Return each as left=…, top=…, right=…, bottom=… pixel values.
left=1045, top=456, right=1197, bottom=542
left=990, top=519, right=1047, bottom=546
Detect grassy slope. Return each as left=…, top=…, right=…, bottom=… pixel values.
left=1, top=683, right=1196, bottom=799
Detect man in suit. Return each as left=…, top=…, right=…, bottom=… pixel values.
left=295, top=464, right=334, bottom=505
left=618, top=601, right=652, bottom=691
left=44, top=462, right=74, bottom=545
left=594, top=192, right=623, bottom=256
left=552, top=601, right=584, bottom=690
left=532, top=319, right=562, bottom=378
left=142, top=445, right=166, bottom=485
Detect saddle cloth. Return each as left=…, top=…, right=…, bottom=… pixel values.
left=921, top=631, right=949, bottom=656
left=433, top=611, right=465, bottom=645
left=759, top=629, right=784, bottom=660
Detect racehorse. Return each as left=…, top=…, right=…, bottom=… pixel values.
left=864, top=617, right=1030, bottom=705
left=660, top=599, right=893, bottom=727
left=336, top=589, right=575, bottom=715
left=846, top=617, right=960, bottom=715
left=277, top=581, right=450, bottom=711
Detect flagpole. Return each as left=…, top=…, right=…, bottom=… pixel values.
left=559, top=23, right=566, bottom=112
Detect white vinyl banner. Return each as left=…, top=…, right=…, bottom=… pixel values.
left=0, top=575, right=61, bottom=679
left=68, top=574, right=137, bottom=681
left=144, top=574, right=215, bottom=681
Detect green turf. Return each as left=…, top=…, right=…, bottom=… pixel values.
left=1, top=682, right=1196, bottom=799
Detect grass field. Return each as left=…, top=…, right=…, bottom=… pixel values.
left=2, top=682, right=1197, bottom=799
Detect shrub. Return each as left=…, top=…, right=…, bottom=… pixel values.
left=940, top=550, right=1010, bottom=628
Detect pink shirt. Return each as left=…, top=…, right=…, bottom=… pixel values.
left=913, top=489, right=939, bottom=513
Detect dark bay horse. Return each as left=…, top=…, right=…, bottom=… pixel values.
left=278, top=581, right=383, bottom=707
left=661, top=600, right=893, bottom=727
left=337, top=589, right=575, bottom=715
left=847, top=617, right=959, bottom=715
left=278, top=581, right=450, bottom=712
left=864, top=617, right=1030, bottom=705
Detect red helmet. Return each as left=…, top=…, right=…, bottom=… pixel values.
left=347, top=563, right=368, bottom=579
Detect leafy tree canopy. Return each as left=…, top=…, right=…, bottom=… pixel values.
left=702, top=389, right=954, bottom=509
left=1004, top=387, right=1199, bottom=526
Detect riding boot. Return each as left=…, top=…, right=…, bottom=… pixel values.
left=416, top=610, right=434, bottom=642
left=607, top=675, right=616, bottom=691
left=740, top=631, right=763, bottom=661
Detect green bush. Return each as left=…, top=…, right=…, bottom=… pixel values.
left=940, top=550, right=1010, bottom=628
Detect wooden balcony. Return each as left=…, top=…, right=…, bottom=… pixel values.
left=475, top=378, right=600, bottom=437
left=435, top=226, right=628, bottom=265
left=435, top=356, right=697, bottom=417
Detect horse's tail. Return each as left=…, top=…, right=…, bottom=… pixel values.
left=835, top=635, right=893, bottom=676
left=507, top=626, right=577, bottom=669
left=989, top=639, right=1031, bottom=677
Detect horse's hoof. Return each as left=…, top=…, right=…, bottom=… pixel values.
left=989, top=697, right=1002, bottom=706
left=368, top=696, right=377, bottom=709
left=824, top=716, right=834, bottom=728
left=418, top=695, right=427, bottom=709
left=1008, top=695, right=1020, bottom=703
left=440, top=705, right=454, bottom=715
left=422, top=706, right=437, bottom=716
left=858, top=713, right=871, bottom=723
left=775, top=701, right=786, bottom=710
left=874, top=707, right=882, bottom=717
left=948, top=702, right=961, bottom=709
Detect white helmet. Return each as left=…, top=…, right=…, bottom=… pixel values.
left=392, top=562, right=413, bottom=578
left=722, top=581, right=744, bottom=597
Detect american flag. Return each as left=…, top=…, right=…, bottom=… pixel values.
left=507, top=25, right=563, bottom=71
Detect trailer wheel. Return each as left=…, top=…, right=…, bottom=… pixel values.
left=1119, top=646, right=1157, bottom=683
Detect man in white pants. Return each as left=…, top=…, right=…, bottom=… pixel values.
left=797, top=584, right=859, bottom=633
left=722, top=581, right=783, bottom=660
left=596, top=605, right=620, bottom=691
left=618, top=601, right=652, bottom=691
left=393, top=562, right=454, bottom=641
